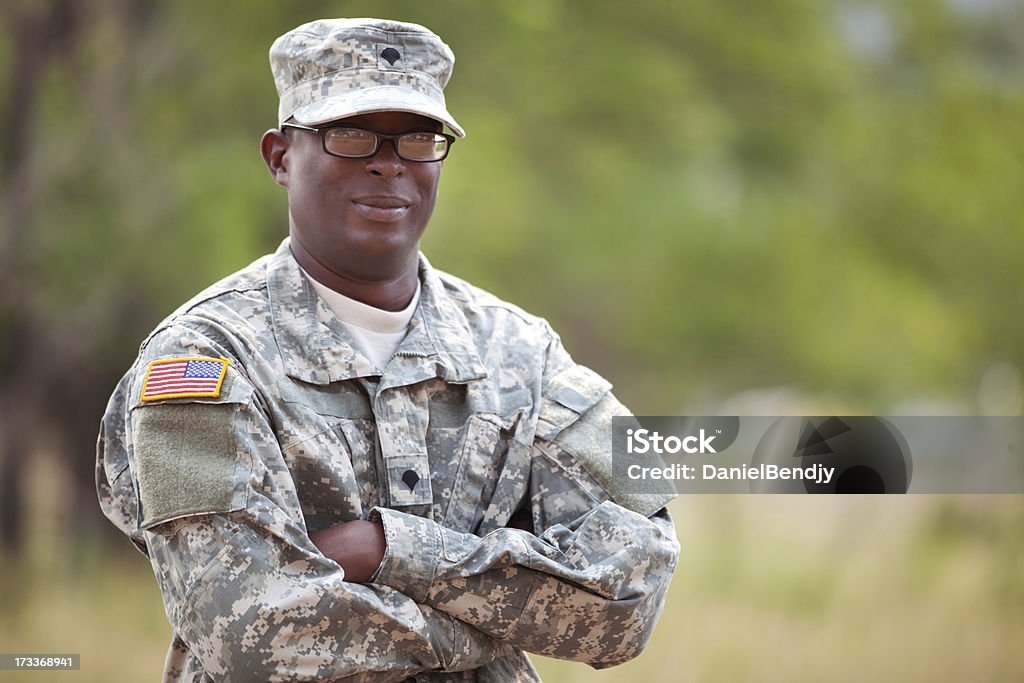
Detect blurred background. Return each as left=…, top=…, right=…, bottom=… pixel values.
left=1, top=0, right=1021, bottom=680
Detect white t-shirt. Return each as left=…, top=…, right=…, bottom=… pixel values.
left=302, top=269, right=420, bottom=373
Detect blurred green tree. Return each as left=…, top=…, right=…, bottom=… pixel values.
left=1, top=0, right=1022, bottom=552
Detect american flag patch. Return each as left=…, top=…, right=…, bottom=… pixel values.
left=140, top=357, right=230, bottom=402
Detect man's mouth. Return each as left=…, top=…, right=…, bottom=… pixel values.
left=351, top=196, right=411, bottom=222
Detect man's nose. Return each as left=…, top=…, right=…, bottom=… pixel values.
left=365, top=139, right=404, bottom=178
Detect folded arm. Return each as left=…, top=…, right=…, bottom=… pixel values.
left=371, top=499, right=677, bottom=668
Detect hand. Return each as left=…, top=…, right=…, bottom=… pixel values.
left=309, top=520, right=386, bottom=583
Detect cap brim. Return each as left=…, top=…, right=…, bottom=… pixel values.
left=289, top=85, right=465, bottom=138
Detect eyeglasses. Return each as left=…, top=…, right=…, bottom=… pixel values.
left=281, top=123, right=455, bottom=162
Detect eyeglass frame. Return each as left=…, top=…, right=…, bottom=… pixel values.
left=280, top=122, right=455, bottom=162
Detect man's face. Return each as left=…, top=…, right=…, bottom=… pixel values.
left=277, top=111, right=443, bottom=282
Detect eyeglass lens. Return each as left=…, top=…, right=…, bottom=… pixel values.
left=323, top=128, right=448, bottom=161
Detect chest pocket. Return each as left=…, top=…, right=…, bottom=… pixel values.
left=281, top=420, right=367, bottom=533
left=434, top=413, right=516, bottom=533
left=277, top=384, right=377, bottom=532
left=279, top=379, right=520, bottom=533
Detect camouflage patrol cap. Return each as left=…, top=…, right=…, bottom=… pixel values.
left=270, top=18, right=465, bottom=137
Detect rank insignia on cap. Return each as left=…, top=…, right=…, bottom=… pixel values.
left=140, top=357, right=229, bottom=402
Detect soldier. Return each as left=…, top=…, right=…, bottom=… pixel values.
left=97, top=18, right=679, bottom=682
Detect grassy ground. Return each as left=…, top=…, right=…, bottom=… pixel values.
left=1, top=454, right=1021, bottom=682
left=533, top=495, right=1024, bottom=682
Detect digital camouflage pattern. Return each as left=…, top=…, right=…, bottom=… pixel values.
left=270, top=18, right=465, bottom=136
left=97, top=240, right=679, bottom=682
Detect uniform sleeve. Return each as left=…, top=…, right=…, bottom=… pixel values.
left=123, top=331, right=509, bottom=681
left=370, top=336, right=680, bottom=668
left=371, top=502, right=677, bottom=668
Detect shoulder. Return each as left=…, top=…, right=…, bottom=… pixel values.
left=155, top=251, right=274, bottom=323
left=427, top=264, right=558, bottom=348
left=141, top=252, right=276, bottom=356
left=104, top=250, right=280, bottom=413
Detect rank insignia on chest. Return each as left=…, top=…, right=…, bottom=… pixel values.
left=140, top=357, right=230, bottom=401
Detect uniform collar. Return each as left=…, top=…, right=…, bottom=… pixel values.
left=267, top=238, right=487, bottom=386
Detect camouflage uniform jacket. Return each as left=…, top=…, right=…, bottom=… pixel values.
left=96, top=239, right=679, bottom=682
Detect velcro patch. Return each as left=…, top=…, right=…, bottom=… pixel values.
left=141, top=357, right=229, bottom=402
left=133, top=402, right=245, bottom=528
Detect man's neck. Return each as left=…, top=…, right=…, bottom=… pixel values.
left=289, top=237, right=419, bottom=312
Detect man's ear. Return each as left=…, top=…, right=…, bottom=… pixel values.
left=261, top=128, right=289, bottom=187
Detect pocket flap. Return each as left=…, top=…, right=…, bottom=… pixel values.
left=537, top=365, right=612, bottom=441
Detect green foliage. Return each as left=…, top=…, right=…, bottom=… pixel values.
left=3, top=0, right=1024, bottom=409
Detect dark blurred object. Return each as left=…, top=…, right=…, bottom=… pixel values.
left=751, top=417, right=912, bottom=493
left=1, top=0, right=85, bottom=554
